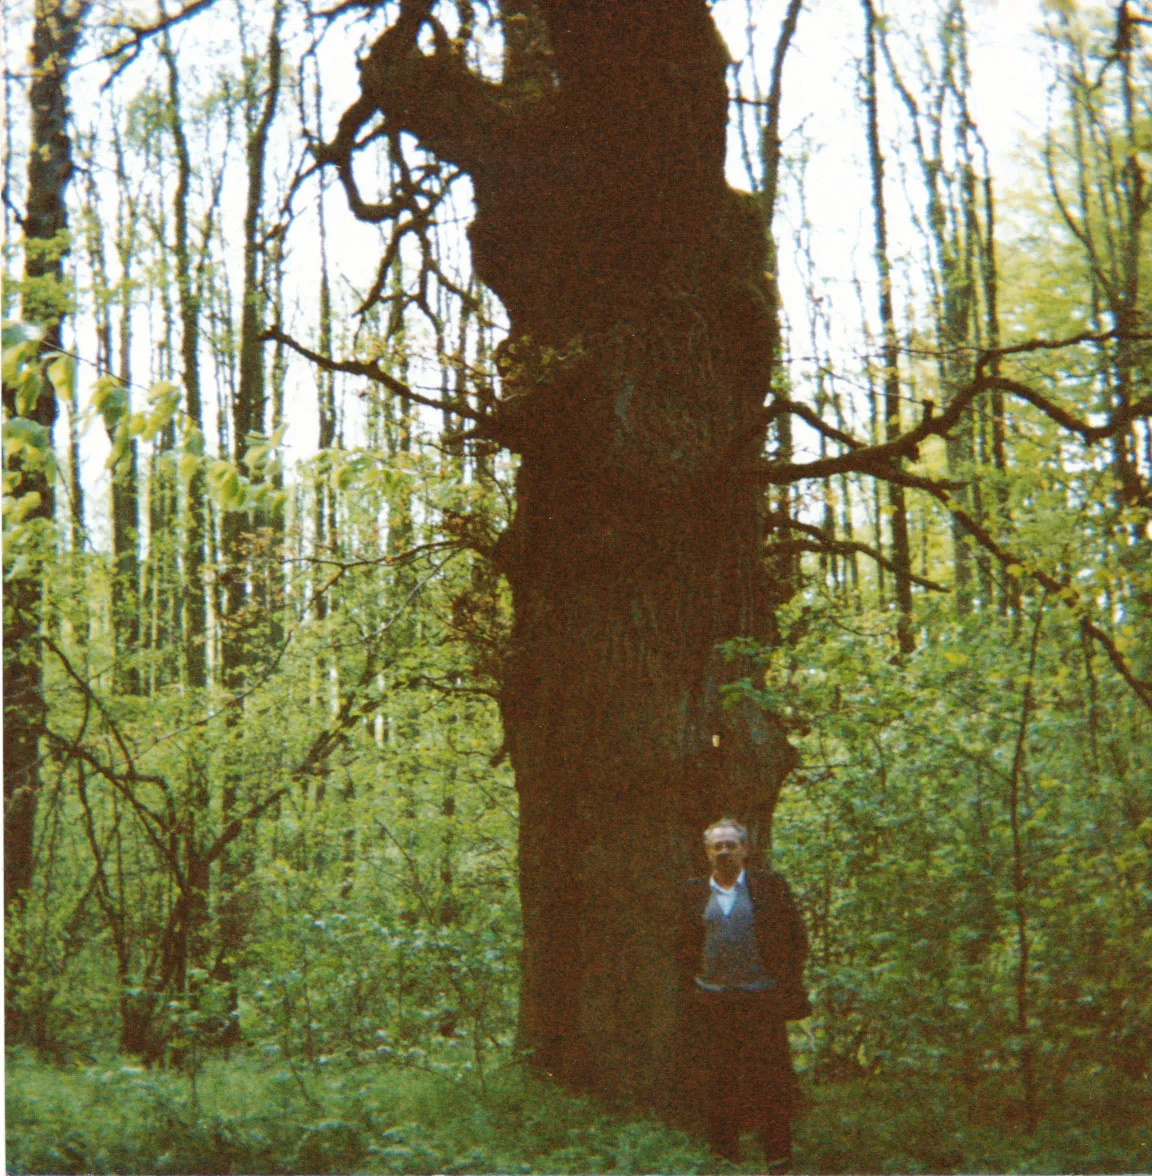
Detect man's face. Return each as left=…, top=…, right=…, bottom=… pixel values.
left=705, top=826, right=748, bottom=876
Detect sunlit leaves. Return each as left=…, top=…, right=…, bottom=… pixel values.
left=44, top=352, right=73, bottom=399
left=739, top=587, right=1150, bottom=1098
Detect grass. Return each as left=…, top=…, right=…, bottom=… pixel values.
left=6, top=1048, right=1151, bottom=1173
left=5, top=1049, right=712, bottom=1174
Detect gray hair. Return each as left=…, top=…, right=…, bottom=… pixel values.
left=703, top=817, right=749, bottom=845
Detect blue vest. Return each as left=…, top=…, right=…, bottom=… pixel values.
left=696, top=877, right=773, bottom=993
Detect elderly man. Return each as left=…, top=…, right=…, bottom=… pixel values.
left=677, top=817, right=811, bottom=1168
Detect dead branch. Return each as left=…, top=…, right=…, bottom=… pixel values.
left=316, top=0, right=510, bottom=220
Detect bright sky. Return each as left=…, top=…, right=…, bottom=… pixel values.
left=40, top=0, right=1059, bottom=543
left=711, top=0, right=1051, bottom=451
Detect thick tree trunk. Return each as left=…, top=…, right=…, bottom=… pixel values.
left=328, top=0, right=796, bottom=1110
left=479, top=9, right=796, bottom=1105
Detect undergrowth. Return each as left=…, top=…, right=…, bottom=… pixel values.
left=6, top=1048, right=1150, bottom=1173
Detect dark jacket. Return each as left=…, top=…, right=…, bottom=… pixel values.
left=676, top=867, right=812, bottom=1021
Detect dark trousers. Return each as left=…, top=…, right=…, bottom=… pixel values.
left=706, top=1109, right=791, bottom=1165
left=693, top=990, right=796, bottom=1165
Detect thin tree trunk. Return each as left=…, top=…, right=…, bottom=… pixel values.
left=4, top=0, right=88, bottom=922
left=976, top=157, right=1018, bottom=618
left=760, top=0, right=804, bottom=604
left=881, top=2, right=981, bottom=617
left=1008, top=596, right=1046, bottom=1133
left=313, top=129, right=336, bottom=620
left=107, top=126, right=143, bottom=693
left=863, top=0, right=914, bottom=653
left=1110, top=2, right=1147, bottom=520
left=217, top=2, right=284, bottom=1041
left=162, top=39, right=209, bottom=692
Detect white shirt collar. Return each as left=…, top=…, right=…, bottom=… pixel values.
left=710, top=868, right=746, bottom=895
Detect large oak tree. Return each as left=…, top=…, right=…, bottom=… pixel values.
left=322, top=0, right=800, bottom=1109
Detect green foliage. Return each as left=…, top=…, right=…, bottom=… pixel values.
left=3, top=320, right=62, bottom=587
left=7, top=397, right=520, bottom=1076
left=798, top=1076, right=1151, bottom=1175
left=728, top=584, right=1151, bottom=1136
left=9, top=1048, right=1150, bottom=1173
left=6, top=3, right=1150, bottom=1172
left=5, top=1051, right=716, bottom=1175
left=14, top=233, right=75, bottom=324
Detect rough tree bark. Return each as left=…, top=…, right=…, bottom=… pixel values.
left=323, top=0, right=797, bottom=1110
left=4, top=0, right=89, bottom=917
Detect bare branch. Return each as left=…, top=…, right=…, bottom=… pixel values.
left=41, top=727, right=175, bottom=871
left=768, top=517, right=949, bottom=592
left=102, top=0, right=220, bottom=84
left=978, top=326, right=1152, bottom=368
left=760, top=0, right=804, bottom=229
left=980, top=375, right=1152, bottom=443
left=262, top=324, right=484, bottom=421
left=764, top=397, right=863, bottom=452
left=316, top=0, right=511, bottom=216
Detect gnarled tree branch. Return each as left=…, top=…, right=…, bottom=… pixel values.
left=316, top=0, right=512, bottom=213
left=759, top=330, right=1152, bottom=485
left=102, top=0, right=219, bottom=84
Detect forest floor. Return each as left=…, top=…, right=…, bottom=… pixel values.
left=6, top=1047, right=1150, bottom=1174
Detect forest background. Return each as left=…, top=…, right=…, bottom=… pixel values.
left=3, top=0, right=1150, bottom=1172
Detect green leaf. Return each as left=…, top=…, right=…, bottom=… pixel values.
left=183, top=424, right=205, bottom=456
left=45, top=353, right=74, bottom=398
left=105, top=434, right=130, bottom=473
left=218, top=469, right=245, bottom=510
left=245, top=439, right=271, bottom=468
left=178, top=452, right=200, bottom=483
left=4, top=417, right=51, bottom=455
left=141, top=381, right=180, bottom=440
left=208, top=459, right=246, bottom=509
left=92, top=376, right=128, bottom=431
left=147, top=379, right=179, bottom=403
left=4, top=490, right=41, bottom=523
left=1, top=321, right=44, bottom=351
left=15, top=367, right=43, bottom=417
left=1, top=326, right=44, bottom=388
